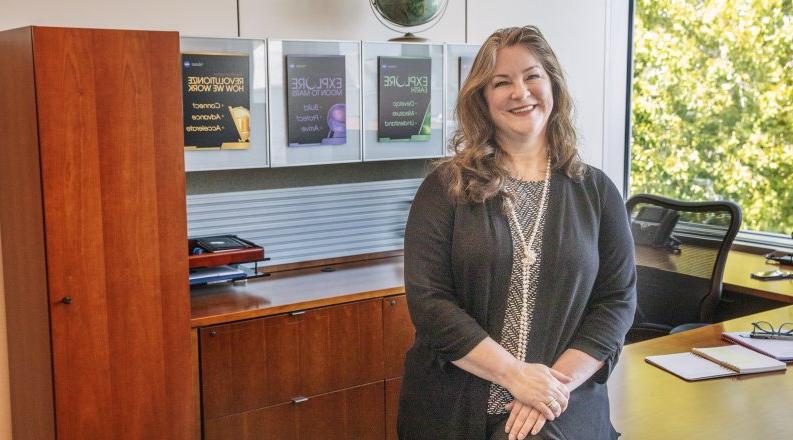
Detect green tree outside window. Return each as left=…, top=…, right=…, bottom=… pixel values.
left=631, top=0, right=792, bottom=234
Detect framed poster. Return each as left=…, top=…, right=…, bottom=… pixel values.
left=377, top=56, right=432, bottom=143
left=285, top=55, right=346, bottom=146
left=180, top=37, right=268, bottom=171
left=445, top=43, right=481, bottom=156
left=182, top=52, right=251, bottom=150
left=268, top=40, right=362, bottom=167
left=363, top=42, right=444, bottom=161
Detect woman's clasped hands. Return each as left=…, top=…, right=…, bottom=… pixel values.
left=503, top=362, right=572, bottom=440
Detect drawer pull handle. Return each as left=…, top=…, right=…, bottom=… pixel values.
left=208, top=330, right=217, bottom=337
left=61, top=296, right=73, bottom=305
left=390, top=299, right=396, bottom=306
left=292, top=396, right=309, bottom=404
left=290, top=310, right=306, bottom=316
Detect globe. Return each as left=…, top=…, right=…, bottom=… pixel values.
left=371, top=0, right=446, bottom=27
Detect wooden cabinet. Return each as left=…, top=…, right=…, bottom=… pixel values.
left=383, top=294, right=415, bottom=379
left=0, top=26, right=193, bottom=439
left=197, top=294, right=415, bottom=439
left=383, top=295, right=414, bottom=439
left=200, top=299, right=384, bottom=419
left=200, top=299, right=385, bottom=436
left=205, top=381, right=385, bottom=440
left=385, top=377, right=403, bottom=440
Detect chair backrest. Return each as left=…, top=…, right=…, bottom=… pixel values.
left=626, top=194, right=742, bottom=327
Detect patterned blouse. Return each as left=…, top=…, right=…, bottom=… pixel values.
left=487, top=176, right=550, bottom=415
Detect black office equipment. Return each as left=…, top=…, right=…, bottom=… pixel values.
left=187, top=235, right=268, bottom=285
left=625, top=194, right=742, bottom=343
left=630, top=205, right=680, bottom=251
left=765, top=250, right=793, bottom=267
left=195, top=235, right=253, bottom=252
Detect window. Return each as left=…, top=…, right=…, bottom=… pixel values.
left=628, top=0, right=791, bottom=242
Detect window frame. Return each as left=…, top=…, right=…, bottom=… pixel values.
left=623, top=0, right=793, bottom=253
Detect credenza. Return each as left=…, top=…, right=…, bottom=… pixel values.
left=190, top=256, right=413, bottom=439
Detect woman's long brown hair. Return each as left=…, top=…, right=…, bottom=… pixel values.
left=439, top=25, right=585, bottom=204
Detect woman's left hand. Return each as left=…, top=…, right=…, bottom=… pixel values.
left=504, top=400, right=547, bottom=440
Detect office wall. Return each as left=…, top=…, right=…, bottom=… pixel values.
left=468, top=0, right=629, bottom=185
left=0, top=0, right=628, bottom=191
left=238, top=0, right=465, bottom=41
left=0, top=0, right=238, bottom=36
left=0, top=1, right=629, bottom=436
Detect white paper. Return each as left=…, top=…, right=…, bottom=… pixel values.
left=645, top=352, right=737, bottom=381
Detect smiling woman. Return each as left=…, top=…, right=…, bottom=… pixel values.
left=398, top=26, right=636, bottom=440
left=443, top=26, right=583, bottom=205
left=483, top=46, right=553, bottom=155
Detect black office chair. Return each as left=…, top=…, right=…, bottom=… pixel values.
left=625, top=194, right=742, bottom=344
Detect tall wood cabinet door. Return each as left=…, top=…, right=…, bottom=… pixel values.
left=383, top=295, right=415, bottom=378
left=204, top=381, right=385, bottom=440
left=32, top=27, right=192, bottom=440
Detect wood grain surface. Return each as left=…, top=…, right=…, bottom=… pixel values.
left=33, top=27, right=192, bottom=439
left=610, top=305, right=793, bottom=439
left=200, top=298, right=384, bottom=420
left=191, top=249, right=792, bottom=331
left=385, top=377, right=403, bottom=440
left=723, top=251, right=793, bottom=302
left=383, top=295, right=415, bottom=379
left=0, top=26, right=56, bottom=440
left=204, top=381, right=385, bottom=440
left=191, top=256, right=405, bottom=327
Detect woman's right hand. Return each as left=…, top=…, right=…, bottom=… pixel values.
left=502, top=361, right=572, bottom=420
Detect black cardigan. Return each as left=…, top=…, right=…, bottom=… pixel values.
left=398, top=165, right=637, bottom=440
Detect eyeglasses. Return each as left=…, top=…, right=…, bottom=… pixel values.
left=749, top=321, right=793, bottom=340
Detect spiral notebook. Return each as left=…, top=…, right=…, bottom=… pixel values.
left=645, top=344, right=786, bottom=381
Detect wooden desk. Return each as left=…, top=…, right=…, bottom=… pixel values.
left=190, top=255, right=792, bottom=439
left=190, top=251, right=793, bottom=328
left=724, top=251, right=793, bottom=303
left=610, top=305, right=793, bottom=439
left=636, top=245, right=793, bottom=303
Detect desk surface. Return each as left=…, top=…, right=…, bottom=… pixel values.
left=191, top=250, right=792, bottom=327
left=636, top=245, right=793, bottom=303
left=724, top=251, right=793, bottom=302
left=609, top=305, right=793, bottom=439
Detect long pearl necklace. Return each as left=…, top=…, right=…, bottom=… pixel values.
left=503, top=157, right=551, bottom=361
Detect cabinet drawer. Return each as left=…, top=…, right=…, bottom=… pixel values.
left=204, top=381, right=385, bottom=440
left=383, top=295, right=415, bottom=379
left=385, top=377, right=403, bottom=440
left=200, top=299, right=384, bottom=419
